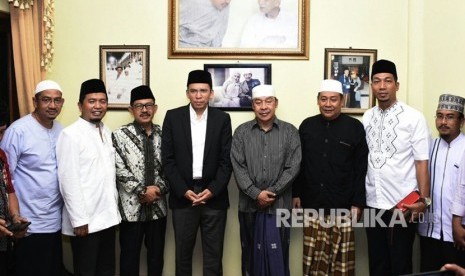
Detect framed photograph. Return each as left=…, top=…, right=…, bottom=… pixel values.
left=99, top=45, right=149, bottom=109
left=169, top=0, right=310, bottom=60
left=324, top=48, right=377, bottom=114
left=204, top=63, right=272, bottom=111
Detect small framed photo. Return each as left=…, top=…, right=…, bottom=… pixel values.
left=324, top=48, right=377, bottom=114
left=204, top=63, right=272, bottom=111
left=169, top=0, right=309, bottom=60
left=99, top=45, right=149, bottom=109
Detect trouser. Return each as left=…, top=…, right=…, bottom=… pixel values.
left=15, top=231, right=63, bottom=276
left=420, top=236, right=465, bottom=272
left=119, top=218, right=167, bottom=276
left=70, top=226, right=116, bottom=276
left=365, top=208, right=416, bottom=276
left=172, top=206, right=227, bottom=276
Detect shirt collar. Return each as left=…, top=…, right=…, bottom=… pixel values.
left=251, top=116, right=280, bottom=131
left=189, top=104, right=208, bottom=122
left=132, top=121, right=153, bottom=137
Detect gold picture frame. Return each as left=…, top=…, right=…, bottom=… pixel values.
left=168, top=0, right=310, bottom=60
left=99, top=45, right=149, bottom=110
left=324, top=48, right=377, bottom=114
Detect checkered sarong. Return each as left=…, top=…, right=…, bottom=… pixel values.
left=303, top=215, right=355, bottom=276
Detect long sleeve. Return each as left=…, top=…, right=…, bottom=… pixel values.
left=56, top=130, right=89, bottom=228
left=161, top=111, right=190, bottom=198
left=267, top=128, right=301, bottom=195
left=207, top=114, right=232, bottom=197
left=231, top=128, right=262, bottom=200
left=112, top=131, right=145, bottom=196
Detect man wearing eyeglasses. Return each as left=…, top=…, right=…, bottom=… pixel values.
left=0, top=80, right=65, bottom=276
left=162, top=70, right=232, bottom=276
left=418, top=94, right=465, bottom=272
left=112, top=85, right=168, bottom=276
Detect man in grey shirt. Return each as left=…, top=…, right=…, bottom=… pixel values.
left=179, top=0, right=231, bottom=47
left=231, top=84, right=301, bottom=276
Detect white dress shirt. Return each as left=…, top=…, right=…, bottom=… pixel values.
left=190, top=105, right=208, bottom=179
left=363, top=101, right=430, bottom=209
left=418, top=134, right=465, bottom=241
left=57, top=118, right=121, bottom=236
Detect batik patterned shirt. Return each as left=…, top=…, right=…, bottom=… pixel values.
left=112, top=122, right=168, bottom=222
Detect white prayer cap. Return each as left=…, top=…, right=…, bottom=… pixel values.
left=252, top=85, right=275, bottom=99
left=35, top=80, right=62, bottom=94
left=318, top=79, right=343, bottom=95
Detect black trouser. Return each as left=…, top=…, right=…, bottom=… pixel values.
left=420, top=236, right=465, bottom=272
left=15, top=231, right=63, bottom=276
left=70, top=226, right=116, bottom=276
left=172, top=206, right=227, bottom=276
left=119, top=218, right=167, bottom=276
left=365, top=208, right=416, bottom=276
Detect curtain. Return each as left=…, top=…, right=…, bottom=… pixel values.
left=9, top=0, right=55, bottom=116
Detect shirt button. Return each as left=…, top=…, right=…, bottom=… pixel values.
left=320, top=183, right=324, bottom=187
left=323, top=153, right=327, bottom=158
left=324, top=139, right=328, bottom=143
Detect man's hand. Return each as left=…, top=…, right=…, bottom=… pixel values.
left=453, top=215, right=465, bottom=250
left=350, top=206, right=362, bottom=222
left=139, top=186, right=161, bottom=204
left=192, top=189, right=213, bottom=206
left=184, top=190, right=199, bottom=204
left=74, top=224, right=89, bottom=237
left=292, top=197, right=301, bottom=209
left=403, top=201, right=426, bottom=222
left=0, top=218, right=13, bottom=237
left=441, top=263, right=465, bottom=275
left=256, top=190, right=276, bottom=209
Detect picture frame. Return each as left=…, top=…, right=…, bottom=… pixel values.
left=324, top=48, right=377, bottom=114
left=169, top=0, right=310, bottom=60
left=204, top=63, right=272, bottom=111
left=99, top=45, right=149, bottom=110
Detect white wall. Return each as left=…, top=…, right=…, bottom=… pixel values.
left=0, top=0, right=9, bottom=12
left=45, top=0, right=465, bottom=275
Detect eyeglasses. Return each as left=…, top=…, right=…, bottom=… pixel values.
left=38, top=97, right=64, bottom=106
left=435, top=114, right=458, bottom=122
left=133, top=103, right=156, bottom=110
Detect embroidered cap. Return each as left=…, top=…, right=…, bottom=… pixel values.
left=437, top=94, right=465, bottom=114
left=318, top=79, right=343, bottom=95
left=35, top=80, right=62, bottom=94
left=252, top=85, right=275, bottom=99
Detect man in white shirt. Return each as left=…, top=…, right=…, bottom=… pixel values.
left=418, top=94, right=465, bottom=271
left=162, top=70, right=232, bottom=276
left=363, top=59, right=431, bottom=276
left=240, top=0, right=298, bottom=48
left=57, top=79, right=121, bottom=276
left=179, top=0, right=232, bottom=47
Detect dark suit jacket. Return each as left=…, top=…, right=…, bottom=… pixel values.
left=162, top=104, right=232, bottom=209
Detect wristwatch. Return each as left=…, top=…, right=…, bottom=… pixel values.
left=419, top=197, right=432, bottom=207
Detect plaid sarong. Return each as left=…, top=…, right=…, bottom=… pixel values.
left=303, top=215, right=355, bottom=276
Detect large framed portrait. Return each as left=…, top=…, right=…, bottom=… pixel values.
left=204, top=63, right=272, bottom=111
left=99, top=45, right=149, bottom=109
left=324, top=48, right=377, bottom=114
left=169, top=0, right=310, bottom=60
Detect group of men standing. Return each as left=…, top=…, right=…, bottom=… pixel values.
left=0, top=58, right=465, bottom=276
